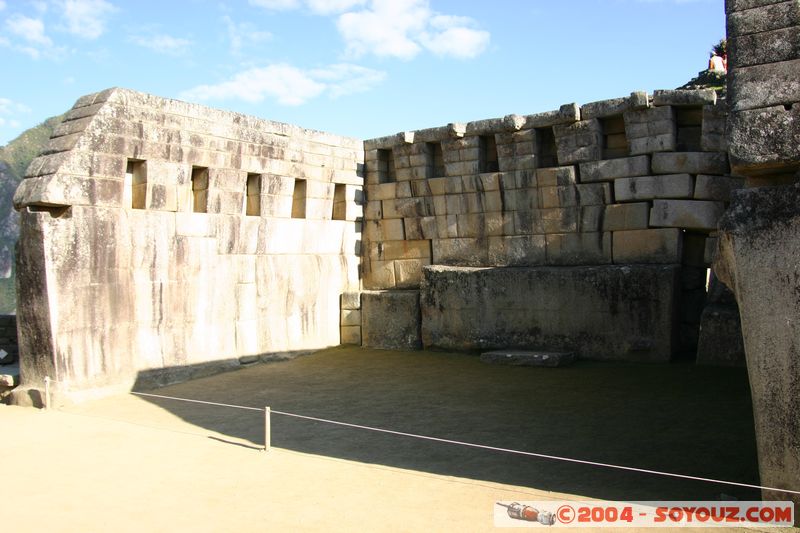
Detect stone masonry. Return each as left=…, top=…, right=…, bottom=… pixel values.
left=12, top=88, right=362, bottom=403
left=361, top=89, right=738, bottom=359
left=715, top=0, right=800, bottom=518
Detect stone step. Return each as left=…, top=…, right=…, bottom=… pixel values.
left=0, top=361, right=19, bottom=388
left=480, top=350, right=576, bottom=367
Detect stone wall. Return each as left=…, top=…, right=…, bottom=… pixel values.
left=12, top=88, right=362, bottom=401
left=361, top=89, right=740, bottom=359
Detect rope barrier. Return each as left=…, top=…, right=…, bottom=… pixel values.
left=127, top=389, right=800, bottom=497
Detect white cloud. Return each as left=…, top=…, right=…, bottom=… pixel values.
left=0, top=97, right=31, bottom=119
left=419, top=15, right=490, bottom=59
left=130, top=33, right=193, bottom=56
left=305, top=0, right=366, bottom=15
left=5, top=14, right=52, bottom=46
left=309, top=63, right=386, bottom=98
left=248, top=0, right=300, bottom=10
left=246, top=0, right=489, bottom=59
left=181, top=62, right=385, bottom=106
left=224, top=16, right=271, bottom=55
left=0, top=1, right=6, bottom=11
left=58, top=0, right=116, bottom=39
left=336, top=0, right=488, bottom=60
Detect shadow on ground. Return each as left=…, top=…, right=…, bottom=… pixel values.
left=134, top=346, right=760, bottom=502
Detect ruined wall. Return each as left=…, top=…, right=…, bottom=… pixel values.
left=361, top=90, right=740, bottom=359
left=13, top=88, right=362, bottom=400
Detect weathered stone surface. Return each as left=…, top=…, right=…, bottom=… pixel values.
left=729, top=27, right=800, bottom=68
left=553, top=119, right=603, bottom=164
left=715, top=183, right=800, bottom=509
left=728, top=59, right=800, bottom=112
left=603, top=203, right=650, bottom=231
left=579, top=155, right=650, bottom=183
left=361, top=290, right=421, bottom=350
left=579, top=92, right=648, bottom=119
left=420, top=264, right=679, bottom=361
left=652, top=89, right=717, bottom=107
left=651, top=152, right=730, bottom=175
left=536, top=166, right=576, bottom=187
left=649, top=200, right=726, bottom=231
left=696, top=305, right=746, bottom=367
left=727, top=1, right=799, bottom=36
left=12, top=88, right=363, bottom=401
left=727, top=105, right=800, bottom=175
left=614, top=174, right=695, bottom=202
left=340, top=292, right=361, bottom=310
left=612, top=229, right=683, bottom=264
left=694, top=175, right=745, bottom=201
left=480, top=350, right=576, bottom=367
left=545, top=232, right=612, bottom=265
left=521, top=103, right=580, bottom=129
left=340, top=326, right=362, bottom=345
left=624, top=106, right=677, bottom=155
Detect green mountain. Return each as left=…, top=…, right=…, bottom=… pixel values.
left=0, top=115, right=64, bottom=313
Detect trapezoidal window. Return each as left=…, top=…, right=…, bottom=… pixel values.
left=126, top=159, right=146, bottom=209
left=246, top=173, right=261, bottom=216
left=425, top=142, right=445, bottom=179
left=479, top=135, right=499, bottom=173
left=376, top=149, right=396, bottom=183
left=535, top=127, right=558, bottom=168
left=332, top=183, right=347, bottom=220
left=676, top=106, right=703, bottom=152
left=291, top=179, right=306, bottom=218
left=191, top=167, right=208, bottom=213
left=601, top=115, right=629, bottom=159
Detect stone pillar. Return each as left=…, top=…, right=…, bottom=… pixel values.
left=715, top=186, right=800, bottom=514
left=720, top=0, right=800, bottom=518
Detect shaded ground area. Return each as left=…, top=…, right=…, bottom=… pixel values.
left=124, top=346, right=760, bottom=502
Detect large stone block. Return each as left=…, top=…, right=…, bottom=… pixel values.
left=614, top=174, right=695, bottom=202
left=361, top=290, right=421, bottom=350
left=715, top=183, right=800, bottom=510
left=729, top=26, right=800, bottom=68
left=579, top=91, right=649, bottom=119
left=696, top=304, right=746, bottom=367
left=694, top=175, right=745, bottom=201
left=727, top=1, right=799, bottom=36
left=420, top=264, right=680, bottom=361
left=553, top=119, right=603, bottom=164
left=612, top=228, right=683, bottom=264
left=579, top=156, right=650, bottom=183
left=649, top=200, right=726, bottom=231
left=652, top=89, right=717, bottom=107
left=624, top=106, right=677, bottom=155
left=545, top=232, right=612, bottom=265
left=728, top=59, right=800, bottom=112
left=603, top=203, right=650, bottom=231
left=651, top=152, right=730, bottom=175
left=727, top=105, right=800, bottom=176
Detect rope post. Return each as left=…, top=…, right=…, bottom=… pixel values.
left=44, top=376, right=51, bottom=410
left=264, top=407, right=271, bottom=453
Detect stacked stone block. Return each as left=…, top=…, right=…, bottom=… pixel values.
left=340, top=292, right=361, bottom=345
left=726, top=0, right=800, bottom=180
left=363, top=90, right=737, bottom=294
left=359, top=90, right=741, bottom=358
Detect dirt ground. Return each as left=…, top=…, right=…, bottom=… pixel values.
left=1, top=346, right=789, bottom=532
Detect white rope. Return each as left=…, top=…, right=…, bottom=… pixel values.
left=131, top=391, right=263, bottom=412
left=129, top=391, right=800, bottom=496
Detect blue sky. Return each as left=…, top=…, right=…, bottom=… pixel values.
left=0, top=0, right=725, bottom=145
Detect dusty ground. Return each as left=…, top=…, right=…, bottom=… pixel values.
left=2, top=346, right=788, bottom=532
